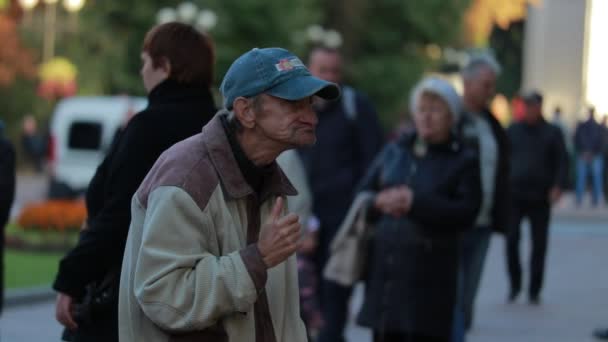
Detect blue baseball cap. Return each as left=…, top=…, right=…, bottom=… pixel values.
left=220, top=47, right=340, bottom=110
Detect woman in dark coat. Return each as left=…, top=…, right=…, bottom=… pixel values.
left=356, top=77, right=482, bottom=342
left=53, top=22, right=217, bottom=342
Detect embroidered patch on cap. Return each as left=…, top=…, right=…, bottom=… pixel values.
left=275, top=58, right=304, bottom=71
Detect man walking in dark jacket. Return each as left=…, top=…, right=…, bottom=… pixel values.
left=574, top=107, right=605, bottom=207
left=456, top=54, right=510, bottom=334
left=506, top=91, right=567, bottom=305
left=53, top=23, right=217, bottom=341
left=0, top=122, right=16, bottom=316
left=298, top=46, right=384, bottom=342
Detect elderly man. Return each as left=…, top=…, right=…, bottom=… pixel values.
left=456, top=54, right=510, bottom=335
left=119, top=47, right=340, bottom=342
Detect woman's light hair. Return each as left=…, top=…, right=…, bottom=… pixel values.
left=409, top=76, right=463, bottom=123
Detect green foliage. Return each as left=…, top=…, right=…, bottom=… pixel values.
left=341, top=0, right=471, bottom=127
left=1, top=0, right=473, bottom=136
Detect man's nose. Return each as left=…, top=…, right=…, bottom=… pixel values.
left=301, top=107, right=318, bottom=126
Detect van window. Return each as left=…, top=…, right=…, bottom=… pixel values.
left=68, top=121, right=102, bottom=150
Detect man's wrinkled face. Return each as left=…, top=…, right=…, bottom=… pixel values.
left=253, top=94, right=319, bottom=148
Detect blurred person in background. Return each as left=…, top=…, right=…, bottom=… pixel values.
left=505, top=91, right=568, bottom=305
left=299, top=46, right=384, bottom=342
left=602, top=115, right=608, bottom=200
left=0, top=120, right=16, bottom=316
left=574, top=107, right=605, bottom=207
left=355, top=77, right=481, bottom=342
left=552, top=106, right=572, bottom=155
left=277, top=149, right=323, bottom=339
left=53, top=22, right=217, bottom=342
left=21, top=114, right=47, bottom=172
left=456, top=54, right=510, bottom=336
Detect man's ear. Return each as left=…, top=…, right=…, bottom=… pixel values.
left=233, top=97, right=256, bottom=129
left=159, top=57, right=171, bottom=77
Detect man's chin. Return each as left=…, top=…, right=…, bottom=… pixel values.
left=290, top=134, right=316, bottom=148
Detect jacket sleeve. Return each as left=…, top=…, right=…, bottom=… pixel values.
left=408, top=152, right=482, bottom=230
left=551, top=125, right=569, bottom=189
left=490, top=115, right=510, bottom=234
left=53, top=117, right=164, bottom=297
left=0, top=140, right=16, bottom=228
left=134, top=186, right=266, bottom=332
left=573, top=123, right=583, bottom=153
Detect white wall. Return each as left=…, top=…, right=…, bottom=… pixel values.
left=522, top=0, right=588, bottom=129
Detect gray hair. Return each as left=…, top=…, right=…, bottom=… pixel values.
left=410, top=76, right=462, bottom=123
left=461, top=54, right=501, bottom=80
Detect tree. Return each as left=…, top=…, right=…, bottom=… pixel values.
left=0, top=13, right=36, bottom=87
left=464, top=0, right=540, bottom=47
left=322, top=0, right=471, bottom=126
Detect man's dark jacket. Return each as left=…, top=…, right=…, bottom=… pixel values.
left=297, top=89, right=383, bottom=262
left=53, top=80, right=216, bottom=340
left=507, top=119, right=568, bottom=203
left=458, top=108, right=510, bottom=233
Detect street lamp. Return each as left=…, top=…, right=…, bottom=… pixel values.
left=63, top=0, right=84, bottom=12
left=18, top=0, right=39, bottom=26
left=18, top=0, right=86, bottom=62
left=156, top=3, right=217, bottom=32
left=63, top=0, right=85, bottom=31
left=40, top=0, right=59, bottom=62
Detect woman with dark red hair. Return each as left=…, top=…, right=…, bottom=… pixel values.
left=53, top=22, right=217, bottom=342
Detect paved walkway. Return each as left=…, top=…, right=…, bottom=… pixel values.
left=3, top=217, right=607, bottom=341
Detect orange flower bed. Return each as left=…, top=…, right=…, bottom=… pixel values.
left=17, top=200, right=87, bottom=232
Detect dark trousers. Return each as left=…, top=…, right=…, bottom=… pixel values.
left=314, top=224, right=353, bottom=342
left=506, top=199, right=550, bottom=298
left=316, top=279, right=353, bottom=342
left=374, top=331, right=448, bottom=342
left=458, top=227, right=491, bottom=330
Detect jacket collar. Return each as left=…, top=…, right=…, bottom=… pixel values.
left=147, top=79, right=215, bottom=107
left=202, top=111, right=297, bottom=201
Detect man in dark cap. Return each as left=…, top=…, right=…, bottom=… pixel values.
left=505, top=90, right=568, bottom=304
left=119, top=47, right=340, bottom=342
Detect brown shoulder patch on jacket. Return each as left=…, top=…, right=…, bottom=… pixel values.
left=137, top=133, right=219, bottom=212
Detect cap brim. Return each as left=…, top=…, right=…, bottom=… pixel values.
left=266, top=75, right=341, bottom=102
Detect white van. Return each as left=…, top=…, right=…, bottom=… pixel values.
left=48, top=96, right=147, bottom=198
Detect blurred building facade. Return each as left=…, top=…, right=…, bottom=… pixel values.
left=523, top=0, right=607, bottom=127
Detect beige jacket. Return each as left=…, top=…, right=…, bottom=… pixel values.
left=119, top=114, right=307, bottom=342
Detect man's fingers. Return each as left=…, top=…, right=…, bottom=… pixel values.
left=277, top=223, right=301, bottom=243
left=56, top=294, right=78, bottom=330
left=64, top=309, right=78, bottom=330
left=270, top=197, right=284, bottom=220
left=276, top=212, right=299, bottom=227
